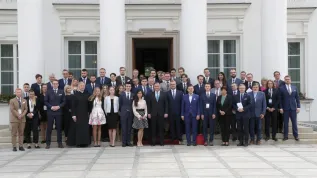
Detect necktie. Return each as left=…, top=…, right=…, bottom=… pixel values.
left=172, top=90, right=175, bottom=99
left=101, top=78, right=104, bottom=85
left=207, top=92, right=210, bottom=98
left=122, top=77, right=125, bottom=84
left=54, top=89, right=57, bottom=94
left=288, top=85, right=292, bottom=95
left=240, top=94, right=243, bottom=102
left=254, top=93, right=257, bottom=102
left=233, top=91, right=236, bottom=95
left=17, top=98, right=21, bottom=108
left=249, top=82, right=251, bottom=88
left=127, top=92, right=130, bottom=99
left=206, top=77, right=209, bottom=83
left=167, top=81, right=170, bottom=88
left=64, top=79, right=67, bottom=85
left=112, top=82, right=115, bottom=87
left=183, top=83, right=186, bottom=92
left=143, top=86, right=145, bottom=94
left=275, top=80, right=279, bottom=88
left=156, top=92, right=159, bottom=102
left=25, top=93, right=28, bottom=98
left=92, top=83, right=95, bottom=90
left=232, top=78, right=235, bottom=83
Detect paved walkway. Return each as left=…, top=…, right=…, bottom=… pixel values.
left=1, top=144, right=317, bottom=178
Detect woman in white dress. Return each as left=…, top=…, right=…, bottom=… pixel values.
left=132, top=90, right=148, bottom=147
left=88, top=87, right=106, bottom=147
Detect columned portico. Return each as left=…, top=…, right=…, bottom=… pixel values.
left=261, top=0, right=288, bottom=78
left=180, top=0, right=207, bottom=82
left=100, top=0, right=126, bottom=74
left=17, top=0, right=44, bottom=84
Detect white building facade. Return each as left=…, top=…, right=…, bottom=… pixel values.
left=0, top=0, right=316, bottom=124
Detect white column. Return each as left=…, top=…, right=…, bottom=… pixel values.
left=180, top=0, right=207, bottom=84
left=17, top=0, right=44, bottom=85
left=261, top=0, right=287, bottom=79
left=100, top=0, right=126, bottom=75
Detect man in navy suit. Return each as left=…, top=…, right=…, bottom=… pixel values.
left=116, top=67, right=131, bottom=85
left=119, top=82, right=134, bottom=147
left=140, top=78, right=151, bottom=100
left=265, top=80, right=280, bottom=141
left=177, top=74, right=190, bottom=95
left=79, top=69, right=91, bottom=85
left=31, top=74, right=42, bottom=97
left=194, top=75, right=205, bottom=96
left=108, top=73, right=117, bottom=88
left=273, top=71, right=285, bottom=88
left=230, top=83, right=240, bottom=141
left=96, top=68, right=111, bottom=88
left=44, top=79, right=65, bottom=149
left=132, top=78, right=141, bottom=94
left=227, top=69, right=242, bottom=94
left=58, top=69, right=72, bottom=90
left=167, top=81, right=183, bottom=142
left=203, top=68, right=215, bottom=88
left=147, top=77, right=155, bottom=92
left=85, top=75, right=99, bottom=95
left=200, top=83, right=217, bottom=146
left=279, top=75, right=300, bottom=141
left=249, top=83, right=266, bottom=145
left=181, top=85, right=200, bottom=146
left=149, top=69, right=159, bottom=83
left=233, top=84, right=252, bottom=147
left=46, top=73, right=55, bottom=91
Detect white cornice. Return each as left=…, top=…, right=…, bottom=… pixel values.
left=287, top=8, right=315, bottom=22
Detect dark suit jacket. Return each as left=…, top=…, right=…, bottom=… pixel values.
left=79, top=77, right=91, bottom=85
left=194, top=84, right=205, bottom=96
left=85, top=83, right=100, bottom=95
left=44, top=89, right=65, bottom=115
left=132, top=85, right=142, bottom=94
left=119, top=92, right=134, bottom=118
left=203, top=77, right=215, bottom=88
left=227, top=77, right=242, bottom=94
left=264, top=88, right=280, bottom=109
left=116, top=76, right=131, bottom=85
left=31, top=83, right=41, bottom=97
left=244, top=81, right=259, bottom=90
left=96, top=77, right=111, bottom=87
left=279, top=85, right=300, bottom=111
left=46, top=82, right=53, bottom=91
left=26, top=97, right=40, bottom=121
left=177, top=82, right=190, bottom=94
left=181, top=94, right=200, bottom=117
left=200, top=92, right=217, bottom=116
left=58, top=78, right=72, bottom=90
left=148, top=91, right=168, bottom=117
left=275, top=79, right=285, bottom=88
left=167, top=89, right=183, bottom=116
left=216, top=95, right=233, bottom=116
left=233, top=93, right=252, bottom=118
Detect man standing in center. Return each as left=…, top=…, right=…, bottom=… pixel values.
left=148, top=83, right=168, bottom=146
left=181, top=85, right=200, bottom=146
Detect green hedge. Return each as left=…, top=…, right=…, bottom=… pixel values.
left=0, top=94, right=16, bottom=103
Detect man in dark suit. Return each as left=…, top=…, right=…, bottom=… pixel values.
left=240, top=71, right=247, bottom=84
left=23, top=83, right=30, bottom=99
left=116, top=67, right=131, bottom=85
left=31, top=74, right=42, bottom=97
left=132, top=78, right=141, bottom=94
left=264, top=80, right=280, bottom=141
left=177, top=74, right=190, bottom=95
left=227, top=69, right=242, bottom=94
left=44, top=79, right=65, bottom=149
left=181, top=85, right=200, bottom=146
left=140, top=78, right=151, bottom=100
left=170, top=68, right=178, bottom=82
left=79, top=69, right=91, bottom=85
left=108, top=73, right=117, bottom=88
left=279, top=75, right=300, bottom=141
left=147, top=77, right=155, bottom=92
left=244, top=73, right=259, bottom=92
left=233, top=84, right=252, bottom=147
left=46, top=73, right=55, bottom=91
left=96, top=68, right=111, bottom=88
left=273, top=71, right=285, bottom=88
left=176, top=67, right=191, bottom=84
left=148, top=83, right=168, bottom=146
left=149, top=69, right=159, bottom=83
left=85, top=75, right=99, bottom=95
left=230, top=83, right=239, bottom=141
left=200, top=83, right=217, bottom=146
left=119, top=82, right=134, bottom=147
left=194, top=75, right=205, bottom=96
left=249, top=83, right=266, bottom=145
left=203, top=68, right=215, bottom=88
left=58, top=69, right=72, bottom=90
left=167, top=81, right=183, bottom=142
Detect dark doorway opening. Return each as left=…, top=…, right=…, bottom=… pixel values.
left=133, top=38, right=173, bottom=76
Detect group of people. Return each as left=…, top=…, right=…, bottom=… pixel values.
left=9, top=66, right=300, bottom=151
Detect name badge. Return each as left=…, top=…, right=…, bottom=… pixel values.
left=269, top=99, right=272, bottom=104
left=43, top=106, right=47, bottom=110
left=206, top=104, right=210, bottom=109
left=18, top=109, right=22, bottom=114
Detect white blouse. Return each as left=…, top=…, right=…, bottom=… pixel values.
left=104, top=96, right=119, bottom=114
left=132, top=99, right=148, bottom=119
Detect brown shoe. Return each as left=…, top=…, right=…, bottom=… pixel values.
left=249, top=140, right=254, bottom=145
left=256, top=141, right=261, bottom=145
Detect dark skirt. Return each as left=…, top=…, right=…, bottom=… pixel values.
left=107, top=112, right=119, bottom=129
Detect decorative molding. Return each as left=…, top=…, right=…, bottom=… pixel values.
left=0, top=0, right=16, bottom=10
left=207, top=3, right=250, bottom=19
left=303, top=22, right=309, bottom=33
left=237, top=18, right=244, bottom=31
left=288, top=0, right=317, bottom=8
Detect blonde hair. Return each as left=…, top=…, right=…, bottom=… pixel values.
left=102, top=85, right=109, bottom=97
left=64, top=85, right=72, bottom=95
left=89, top=87, right=103, bottom=101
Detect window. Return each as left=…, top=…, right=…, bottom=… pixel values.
left=0, top=44, right=18, bottom=94
left=207, top=39, right=238, bottom=78
left=288, top=41, right=302, bottom=92
left=67, top=40, right=98, bottom=79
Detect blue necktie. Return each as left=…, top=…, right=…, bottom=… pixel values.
left=156, top=92, right=159, bottom=102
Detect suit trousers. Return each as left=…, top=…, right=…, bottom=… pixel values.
left=202, top=114, right=215, bottom=142
left=283, top=110, right=298, bottom=138
left=265, top=110, right=278, bottom=138
left=169, top=114, right=181, bottom=141
left=250, top=117, right=262, bottom=141
left=46, top=114, right=62, bottom=145
left=24, top=117, right=39, bottom=144
left=277, top=112, right=284, bottom=132
left=236, top=115, right=249, bottom=144
left=151, top=115, right=164, bottom=145
left=11, top=121, right=25, bottom=147
left=230, top=114, right=237, bottom=139
left=219, top=115, right=231, bottom=142
left=120, top=111, right=133, bottom=145
left=185, top=115, right=198, bottom=144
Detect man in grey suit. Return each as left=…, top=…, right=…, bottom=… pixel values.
left=249, top=83, right=266, bottom=145
left=227, top=69, right=242, bottom=94
left=160, top=72, right=171, bottom=92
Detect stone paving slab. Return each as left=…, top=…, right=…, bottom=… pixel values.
left=0, top=144, right=316, bottom=177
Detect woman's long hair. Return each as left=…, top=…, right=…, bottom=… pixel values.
left=40, top=83, right=47, bottom=95
left=134, top=90, right=144, bottom=107
left=218, top=72, right=227, bottom=86
left=88, top=87, right=103, bottom=101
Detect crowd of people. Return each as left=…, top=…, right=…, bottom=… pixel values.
left=9, top=67, right=301, bottom=151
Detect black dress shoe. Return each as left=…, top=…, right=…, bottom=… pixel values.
left=160, top=144, right=164, bottom=146
left=27, top=145, right=31, bottom=149
left=19, top=147, right=25, bottom=151
left=35, top=145, right=40, bottom=149
left=187, top=143, right=191, bottom=146
left=273, top=138, right=278, bottom=141
left=193, top=143, right=197, bottom=146
left=126, top=143, right=133, bottom=147
left=232, top=137, right=237, bottom=142
left=237, top=143, right=244, bottom=146
left=151, top=144, right=155, bottom=146
left=12, top=147, right=17, bottom=152
left=45, top=145, right=50, bottom=149
left=58, top=144, right=64, bottom=148
left=122, top=144, right=126, bottom=147
left=265, top=137, right=269, bottom=141
left=295, top=137, right=300, bottom=141
left=283, top=137, right=288, bottom=141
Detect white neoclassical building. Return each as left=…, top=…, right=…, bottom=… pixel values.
left=0, top=0, right=316, bottom=124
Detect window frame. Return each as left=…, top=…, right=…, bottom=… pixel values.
left=207, top=37, right=240, bottom=78
left=287, top=39, right=305, bottom=93
left=0, top=43, right=18, bottom=94
left=64, top=38, right=99, bottom=78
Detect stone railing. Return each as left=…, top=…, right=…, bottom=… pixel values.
left=0, top=0, right=16, bottom=9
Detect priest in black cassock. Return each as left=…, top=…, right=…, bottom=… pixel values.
left=68, top=82, right=91, bottom=147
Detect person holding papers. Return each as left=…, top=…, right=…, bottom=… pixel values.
left=233, top=84, right=252, bottom=147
